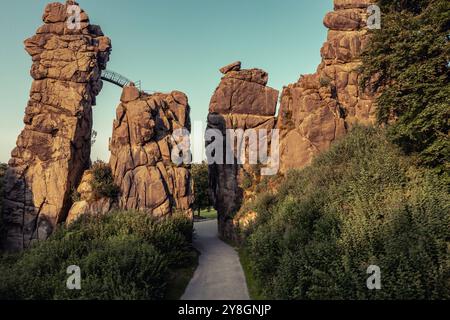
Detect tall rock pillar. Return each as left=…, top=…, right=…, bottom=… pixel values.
left=109, top=86, right=194, bottom=218
left=277, top=0, right=377, bottom=172
left=207, top=62, right=278, bottom=240
left=2, top=1, right=111, bottom=250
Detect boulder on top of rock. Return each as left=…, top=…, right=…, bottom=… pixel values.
left=334, top=0, right=373, bottom=10
left=224, top=68, right=269, bottom=86
left=210, top=64, right=278, bottom=116
left=220, top=61, right=241, bottom=74
left=323, top=9, right=364, bottom=31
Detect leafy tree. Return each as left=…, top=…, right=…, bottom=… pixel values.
left=361, top=0, right=450, bottom=181
left=191, top=162, right=211, bottom=216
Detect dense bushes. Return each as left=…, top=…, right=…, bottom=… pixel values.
left=0, top=211, right=194, bottom=300
left=244, top=127, right=450, bottom=300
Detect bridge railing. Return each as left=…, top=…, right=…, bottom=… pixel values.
left=101, top=69, right=142, bottom=90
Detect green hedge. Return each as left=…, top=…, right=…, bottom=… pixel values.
left=0, top=211, right=194, bottom=300
left=244, top=127, right=450, bottom=300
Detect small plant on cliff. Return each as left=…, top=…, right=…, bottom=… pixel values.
left=319, top=76, right=332, bottom=87
left=70, top=187, right=81, bottom=203
left=90, top=160, right=120, bottom=200
left=241, top=171, right=253, bottom=190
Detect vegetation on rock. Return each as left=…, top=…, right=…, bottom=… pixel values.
left=90, top=161, right=120, bottom=200
left=0, top=211, right=195, bottom=300
left=242, top=127, right=450, bottom=300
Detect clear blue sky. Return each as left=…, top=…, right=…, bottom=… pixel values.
left=0, top=0, right=332, bottom=163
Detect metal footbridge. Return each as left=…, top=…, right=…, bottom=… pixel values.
left=101, top=69, right=142, bottom=90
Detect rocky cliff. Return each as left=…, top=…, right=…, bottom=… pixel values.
left=207, top=62, right=278, bottom=239
left=277, top=0, right=376, bottom=172
left=109, top=85, right=194, bottom=218
left=2, top=1, right=111, bottom=250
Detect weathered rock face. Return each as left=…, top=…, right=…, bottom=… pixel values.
left=2, top=1, right=110, bottom=250
left=277, top=0, right=376, bottom=173
left=109, top=85, right=194, bottom=218
left=207, top=63, right=278, bottom=240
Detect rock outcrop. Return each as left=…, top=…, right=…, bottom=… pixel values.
left=109, top=85, right=194, bottom=218
left=207, top=63, right=278, bottom=239
left=2, top=1, right=111, bottom=250
left=277, top=0, right=376, bottom=172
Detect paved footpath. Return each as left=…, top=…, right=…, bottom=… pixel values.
left=181, top=219, right=250, bottom=300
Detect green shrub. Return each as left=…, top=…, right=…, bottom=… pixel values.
left=241, top=172, right=253, bottom=189
left=0, top=211, right=194, bottom=300
left=90, top=160, right=120, bottom=199
left=319, top=76, right=332, bottom=87
left=245, top=127, right=450, bottom=300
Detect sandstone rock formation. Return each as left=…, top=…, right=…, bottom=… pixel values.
left=2, top=1, right=111, bottom=250
left=207, top=63, right=278, bottom=239
left=277, top=0, right=376, bottom=172
left=209, top=0, right=377, bottom=241
left=109, top=85, right=194, bottom=218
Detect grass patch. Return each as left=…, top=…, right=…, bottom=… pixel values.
left=198, top=209, right=217, bottom=220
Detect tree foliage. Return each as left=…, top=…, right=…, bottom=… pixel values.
left=90, top=160, right=120, bottom=200
left=191, top=162, right=211, bottom=215
left=361, top=0, right=450, bottom=181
